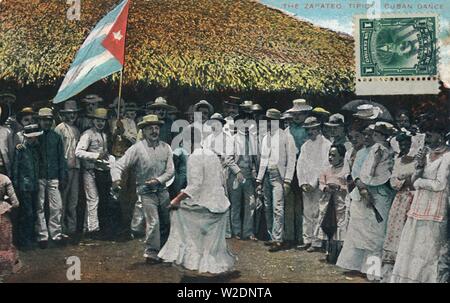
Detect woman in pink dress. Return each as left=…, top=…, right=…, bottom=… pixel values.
left=0, top=173, right=20, bottom=277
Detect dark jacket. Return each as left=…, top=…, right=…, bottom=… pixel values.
left=12, top=142, right=40, bottom=192
left=38, top=129, right=67, bottom=181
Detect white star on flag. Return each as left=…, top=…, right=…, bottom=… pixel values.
left=113, top=30, right=123, bottom=41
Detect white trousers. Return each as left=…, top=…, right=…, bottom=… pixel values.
left=83, top=170, right=100, bottom=232
left=302, top=188, right=322, bottom=247
left=36, top=179, right=63, bottom=241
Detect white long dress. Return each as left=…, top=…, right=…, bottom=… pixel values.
left=158, top=147, right=236, bottom=274
left=390, top=150, right=450, bottom=283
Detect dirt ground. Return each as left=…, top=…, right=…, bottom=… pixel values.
left=3, top=238, right=368, bottom=283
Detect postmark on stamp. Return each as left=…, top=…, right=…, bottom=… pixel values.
left=355, top=14, right=440, bottom=95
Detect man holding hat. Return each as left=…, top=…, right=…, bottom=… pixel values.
left=256, top=109, right=297, bottom=252
left=112, top=114, right=174, bottom=263
left=76, top=108, right=117, bottom=239
left=14, top=107, right=36, bottom=146
left=283, top=99, right=312, bottom=247
left=55, top=100, right=81, bottom=240
left=296, top=116, right=332, bottom=252
left=0, top=105, right=15, bottom=177
left=78, top=94, right=103, bottom=133
left=36, top=107, right=68, bottom=247
left=12, top=124, right=43, bottom=249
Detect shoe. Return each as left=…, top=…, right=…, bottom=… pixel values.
left=268, top=243, right=286, bottom=252
left=306, top=246, right=321, bottom=253
left=264, top=241, right=274, bottom=246
left=38, top=241, right=48, bottom=249
left=234, top=235, right=241, bottom=240
left=143, top=252, right=162, bottom=265
left=296, top=243, right=311, bottom=251
left=248, top=235, right=258, bottom=241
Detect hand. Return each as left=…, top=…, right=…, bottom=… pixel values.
left=167, top=198, right=181, bottom=210
left=145, top=179, right=160, bottom=187
left=112, top=180, right=122, bottom=192
left=301, top=184, right=313, bottom=192
left=16, top=144, right=25, bottom=151
left=236, top=172, right=245, bottom=184
left=283, top=181, right=291, bottom=194
left=98, top=152, right=109, bottom=160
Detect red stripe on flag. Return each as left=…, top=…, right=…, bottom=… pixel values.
left=102, top=0, right=130, bottom=66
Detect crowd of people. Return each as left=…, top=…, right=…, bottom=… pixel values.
left=0, top=92, right=449, bottom=282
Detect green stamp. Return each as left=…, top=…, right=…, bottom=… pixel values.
left=358, top=15, right=438, bottom=77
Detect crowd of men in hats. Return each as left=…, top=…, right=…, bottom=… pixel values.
left=0, top=91, right=449, bottom=282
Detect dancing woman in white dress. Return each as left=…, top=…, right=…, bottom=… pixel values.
left=158, top=126, right=236, bottom=275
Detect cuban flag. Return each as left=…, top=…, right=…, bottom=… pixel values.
left=53, top=0, right=130, bottom=103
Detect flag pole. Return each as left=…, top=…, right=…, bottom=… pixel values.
left=117, top=69, right=123, bottom=120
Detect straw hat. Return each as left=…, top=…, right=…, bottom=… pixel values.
left=59, top=100, right=81, bottom=113
left=303, top=116, right=321, bottom=128
left=37, top=107, right=54, bottom=119
left=353, top=104, right=382, bottom=120
left=81, top=94, right=103, bottom=104
left=137, top=114, right=164, bottom=128
left=251, top=104, right=263, bottom=112
left=373, top=121, right=395, bottom=136
left=287, top=99, right=313, bottom=113
left=240, top=100, right=254, bottom=112
left=324, top=113, right=345, bottom=127
left=193, top=100, right=214, bottom=114
left=23, top=124, right=43, bottom=138
left=265, top=108, right=281, bottom=120
left=148, top=97, right=177, bottom=111
left=88, top=108, right=108, bottom=120
left=210, top=113, right=226, bottom=125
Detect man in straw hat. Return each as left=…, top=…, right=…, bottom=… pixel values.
left=147, top=97, right=177, bottom=144
left=229, top=106, right=259, bottom=241
left=324, top=113, right=352, bottom=151
left=78, top=94, right=103, bottom=133
left=76, top=108, right=118, bottom=240
left=112, top=114, right=174, bottom=263
left=35, top=107, right=68, bottom=248
left=12, top=124, right=43, bottom=250
left=203, top=112, right=240, bottom=238
left=0, top=105, right=15, bottom=177
left=296, top=116, right=332, bottom=252
left=283, top=99, right=312, bottom=247
left=256, top=109, right=297, bottom=252
left=55, top=100, right=81, bottom=241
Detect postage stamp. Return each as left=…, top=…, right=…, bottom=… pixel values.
left=355, top=14, right=440, bottom=96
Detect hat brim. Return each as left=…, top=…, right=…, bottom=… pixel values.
left=148, top=104, right=177, bottom=111
left=303, top=123, right=321, bottom=128
left=60, top=109, right=81, bottom=113
left=324, top=122, right=343, bottom=127
left=23, top=131, right=43, bottom=138
left=137, top=121, right=164, bottom=128
left=224, top=101, right=241, bottom=107
left=353, top=113, right=378, bottom=120
left=38, top=115, right=54, bottom=119
left=87, top=115, right=108, bottom=120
